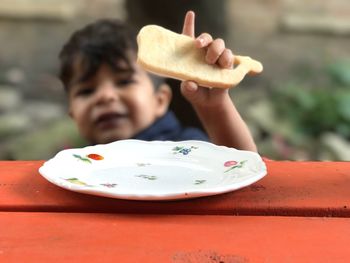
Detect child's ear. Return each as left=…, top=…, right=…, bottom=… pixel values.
left=155, top=83, right=172, bottom=117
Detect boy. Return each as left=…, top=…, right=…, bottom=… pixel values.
left=59, top=11, right=257, bottom=152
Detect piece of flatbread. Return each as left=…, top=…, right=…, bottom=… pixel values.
left=137, top=25, right=263, bottom=88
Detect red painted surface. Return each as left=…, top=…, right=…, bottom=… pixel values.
left=1, top=161, right=350, bottom=262
left=1, top=212, right=350, bottom=262
left=0, top=160, right=349, bottom=216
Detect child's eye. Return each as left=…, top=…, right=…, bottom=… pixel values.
left=116, top=78, right=135, bottom=87
left=76, top=87, right=94, bottom=96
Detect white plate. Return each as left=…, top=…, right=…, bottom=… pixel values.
left=39, top=140, right=267, bottom=200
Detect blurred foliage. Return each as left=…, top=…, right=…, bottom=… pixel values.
left=272, top=85, right=350, bottom=139
left=266, top=59, right=350, bottom=159
left=328, top=60, right=350, bottom=87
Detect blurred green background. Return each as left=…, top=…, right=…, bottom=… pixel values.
left=0, top=0, right=349, bottom=160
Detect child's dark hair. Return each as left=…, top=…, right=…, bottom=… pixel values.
left=59, top=19, right=164, bottom=91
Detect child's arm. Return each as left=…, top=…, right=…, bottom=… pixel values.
left=180, top=11, right=257, bottom=152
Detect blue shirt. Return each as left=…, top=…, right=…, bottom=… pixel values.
left=132, top=111, right=209, bottom=141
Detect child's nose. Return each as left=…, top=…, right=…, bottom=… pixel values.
left=96, top=83, right=119, bottom=103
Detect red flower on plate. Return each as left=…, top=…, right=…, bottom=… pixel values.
left=224, top=160, right=238, bottom=167
left=87, top=153, right=104, bottom=161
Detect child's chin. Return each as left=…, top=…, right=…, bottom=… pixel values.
left=96, top=131, right=130, bottom=145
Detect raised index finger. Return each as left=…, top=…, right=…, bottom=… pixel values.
left=182, top=10, right=195, bottom=38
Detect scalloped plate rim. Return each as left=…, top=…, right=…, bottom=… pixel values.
left=39, top=139, right=267, bottom=201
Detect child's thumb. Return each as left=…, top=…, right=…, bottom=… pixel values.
left=180, top=81, right=199, bottom=103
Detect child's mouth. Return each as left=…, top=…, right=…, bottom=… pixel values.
left=95, top=113, right=127, bottom=129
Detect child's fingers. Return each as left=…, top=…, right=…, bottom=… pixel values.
left=181, top=80, right=198, bottom=93
left=195, top=33, right=213, bottom=48
left=180, top=80, right=207, bottom=106
left=183, top=12, right=233, bottom=70
left=218, top=48, right=234, bottom=69
left=182, top=11, right=195, bottom=38
left=205, top=38, right=225, bottom=65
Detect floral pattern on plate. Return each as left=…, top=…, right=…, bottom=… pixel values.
left=73, top=153, right=104, bottom=163
left=172, top=146, right=198, bottom=155
left=39, top=140, right=267, bottom=200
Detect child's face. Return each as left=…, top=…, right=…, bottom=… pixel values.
left=68, top=63, right=170, bottom=144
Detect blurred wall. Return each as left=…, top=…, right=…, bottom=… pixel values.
left=0, top=0, right=126, bottom=159
left=0, top=0, right=349, bottom=160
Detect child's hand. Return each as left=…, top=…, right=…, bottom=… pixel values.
left=179, top=11, right=257, bottom=151
left=180, top=11, right=233, bottom=108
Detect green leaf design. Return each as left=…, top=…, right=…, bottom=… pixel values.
left=194, top=179, right=206, bottom=185
left=73, top=154, right=92, bottom=164
left=136, top=163, right=151, bottom=167
left=63, top=177, right=93, bottom=187
left=135, top=174, right=157, bottom=180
